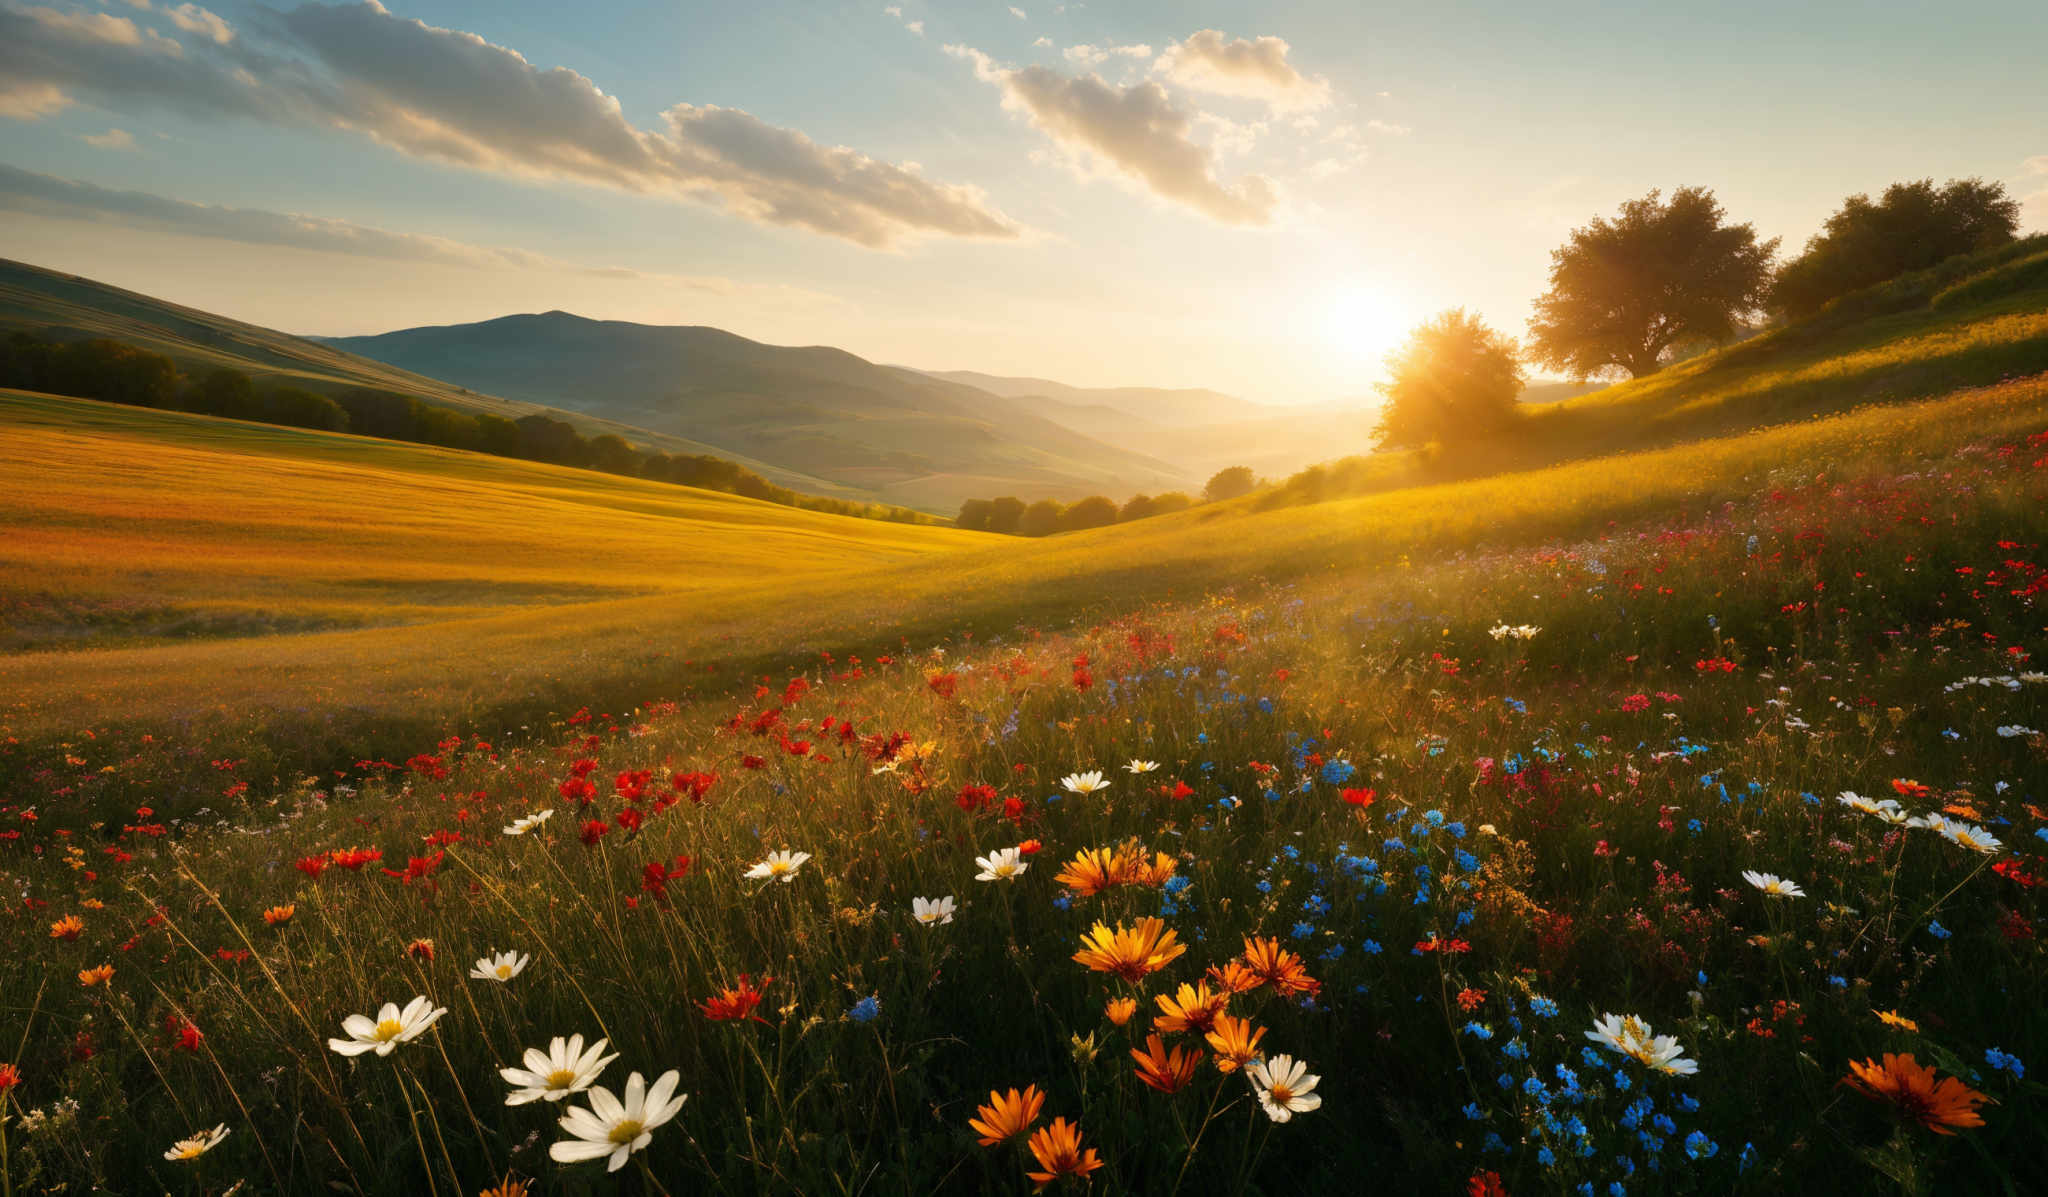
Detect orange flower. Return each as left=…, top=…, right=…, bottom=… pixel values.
left=1456, top=987, right=1488, bottom=1012
left=968, top=1084, right=1045, bottom=1146
left=1240, top=936, right=1321, bottom=998
left=1875, top=1010, right=1920, bottom=1033
left=1054, top=846, right=1127, bottom=897
left=1073, top=918, right=1187, bottom=983
left=49, top=915, right=84, bottom=941
left=405, top=937, right=435, bottom=961
left=1204, top=960, right=1262, bottom=995
left=1842, top=1053, right=1990, bottom=1135
left=1131, top=1033, right=1201, bottom=1094
left=1152, top=981, right=1228, bottom=1035
left=1134, top=851, right=1178, bottom=887
left=700, top=974, right=773, bottom=1022
left=1203, top=1013, right=1266, bottom=1073
left=0, top=1062, right=19, bottom=1092
left=1104, top=997, right=1137, bottom=1027
left=262, top=904, right=296, bottom=927
left=1025, top=1117, right=1105, bottom=1188
left=479, top=1177, right=530, bottom=1197
left=77, top=964, right=114, bottom=988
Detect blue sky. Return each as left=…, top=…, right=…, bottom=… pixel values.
left=2, top=0, right=2043, bottom=403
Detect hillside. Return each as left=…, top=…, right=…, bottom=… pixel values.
left=0, top=256, right=878, bottom=501
left=0, top=390, right=980, bottom=657
left=328, top=313, right=1198, bottom=509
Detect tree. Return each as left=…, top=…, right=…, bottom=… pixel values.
left=955, top=498, right=994, bottom=531
left=1772, top=178, right=2020, bottom=320
left=985, top=496, right=1027, bottom=536
left=1019, top=499, right=1065, bottom=537
left=1527, top=187, right=1777, bottom=379
left=1062, top=495, right=1118, bottom=531
left=1118, top=494, right=1157, bottom=522
left=1373, top=309, right=1524, bottom=449
left=186, top=367, right=256, bottom=419
left=256, top=386, right=349, bottom=432
left=1148, top=491, right=1194, bottom=516
left=1203, top=467, right=1256, bottom=502
left=586, top=433, right=640, bottom=474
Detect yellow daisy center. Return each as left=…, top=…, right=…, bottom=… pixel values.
left=374, top=1017, right=405, bottom=1041
left=607, top=1118, right=645, bottom=1145
left=496, top=964, right=514, bottom=979
left=1269, top=1082, right=1294, bottom=1105
left=546, top=1068, right=578, bottom=1089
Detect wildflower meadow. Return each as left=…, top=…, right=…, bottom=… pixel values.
left=1, top=414, right=2043, bottom=1195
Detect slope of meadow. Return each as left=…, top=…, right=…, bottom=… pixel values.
left=0, top=373, right=2041, bottom=1194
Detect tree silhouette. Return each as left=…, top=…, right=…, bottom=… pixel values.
left=1772, top=178, right=2020, bottom=320
left=1527, top=187, right=1776, bottom=379
left=1203, top=467, right=1256, bottom=502
left=1373, top=309, right=1523, bottom=450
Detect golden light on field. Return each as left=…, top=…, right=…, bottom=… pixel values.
left=1312, top=283, right=1410, bottom=371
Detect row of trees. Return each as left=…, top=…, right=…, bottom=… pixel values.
left=1373, top=176, right=2027, bottom=449
left=955, top=466, right=1258, bottom=535
left=0, top=332, right=936, bottom=525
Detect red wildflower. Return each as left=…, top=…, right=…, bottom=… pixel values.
left=615, top=808, right=645, bottom=834
left=579, top=819, right=610, bottom=846
left=0, top=1062, right=19, bottom=1091
left=927, top=672, right=959, bottom=699
left=406, top=938, right=435, bottom=961
left=956, top=783, right=999, bottom=813
left=1468, top=1172, right=1508, bottom=1197
left=330, top=846, right=382, bottom=871
left=700, top=974, right=772, bottom=1023
left=1341, top=787, right=1376, bottom=808
left=166, top=1015, right=204, bottom=1052
left=295, top=853, right=331, bottom=878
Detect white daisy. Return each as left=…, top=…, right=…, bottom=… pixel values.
left=744, top=850, right=811, bottom=883
left=327, top=995, right=447, bottom=1057
left=1584, top=1013, right=1698, bottom=1075
left=1933, top=819, right=2003, bottom=855
left=1061, top=771, right=1111, bottom=796
left=1742, top=870, right=1805, bottom=899
left=549, top=1069, right=688, bottom=1172
left=1123, top=760, right=1160, bottom=774
left=469, top=949, right=532, bottom=984
left=1245, top=1054, right=1322, bottom=1122
left=911, top=896, right=956, bottom=926
left=500, top=1034, right=620, bottom=1106
left=974, top=847, right=1028, bottom=882
left=164, top=1123, right=230, bottom=1161
left=503, top=810, right=554, bottom=836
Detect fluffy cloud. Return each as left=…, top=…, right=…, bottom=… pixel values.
left=167, top=3, right=233, bottom=44
left=0, top=0, right=1017, bottom=249
left=82, top=127, right=136, bottom=149
left=1155, top=30, right=1329, bottom=113
left=0, top=161, right=642, bottom=273
left=1063, top=43, right=1151, bottom=67
left=950, top=45, right=1275, bottom=226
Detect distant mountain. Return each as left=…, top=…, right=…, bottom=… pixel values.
left=328, top=313, right=1196, bottom=510
left=0, top=257, right=839, bottom=497
left=912, top=369, right=1270, bottom=426
left=908, top=368, right=1379, bottom=486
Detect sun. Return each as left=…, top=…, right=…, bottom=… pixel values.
left=1314, top=284, right=1408, bottom=370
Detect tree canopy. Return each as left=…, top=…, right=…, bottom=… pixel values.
left=1527, top=187, right=1777, bottom=380
left=1373, top=308, right=1524, bottom=450
left=1771, top=178, right=2020, bottom=321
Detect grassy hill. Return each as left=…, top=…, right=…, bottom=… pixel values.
left=0, top=390, right=981, bottom=658
left=0, top=256, right=876, bottom=501
left=328, top=313, right=1198, bottom=509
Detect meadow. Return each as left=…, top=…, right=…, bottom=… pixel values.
left=1, top=360, right=2044, bottom=1192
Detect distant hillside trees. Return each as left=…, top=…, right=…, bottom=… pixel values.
left=1061, top=495, right=1119, bottom=531
left=1374, top=309, right=1524, bottom=449
left=1527, top=187, right=1778, bottom=379
left=1771, top=178, right=2020, bottom=321
left=1203, top=467, right=1257, bottom=502
left=0, top=330, right=937, bottom=527
left=1020, top=500, right=1066, bottom=538
left=1117, top=492, right=1193, bottom=521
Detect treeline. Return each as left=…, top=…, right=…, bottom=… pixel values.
left=0, top=332, right=938, bottom=526
left=955, top=466, right=1259, bottom=535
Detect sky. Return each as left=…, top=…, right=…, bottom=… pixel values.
left=1, top=0, right=2044, bottom=405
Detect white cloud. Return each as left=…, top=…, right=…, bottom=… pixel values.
left=1063, top=42, right=1150, bottom=67
left=2023, top=155, right=2048, bottom=175
left=166, top=3, right=233, bottom=45
left=948, top=45, right=1276, bottom=226
left=0, top=160, right=673, bottom=275
left=0, top=0, right=1019, bottom=250
left=1155, top=30, right=1330, bottom=113
left=905, top=18, right=924, bottom=35
left=82, top=127, right=136, bottom=149
left=0, top=80, right=71, bottom=119
left=1008, top=6, right=1026, bottom=19
left=1365, top=119, right=1409, bottom=136
left=1032, top=35, right=1051, bottom=48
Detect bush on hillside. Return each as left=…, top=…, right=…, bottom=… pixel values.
left=1772, top=178, right=2020, bottom=321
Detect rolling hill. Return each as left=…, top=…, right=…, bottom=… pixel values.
left=327, top=313, right=1199, bottom=509
left=0, top=256, right=863, bottom=499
